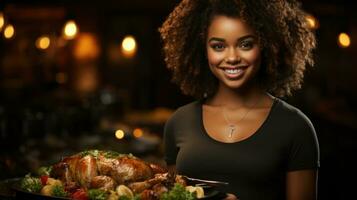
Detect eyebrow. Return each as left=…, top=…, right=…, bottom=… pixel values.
left=208, top=35, right=256, bottom=43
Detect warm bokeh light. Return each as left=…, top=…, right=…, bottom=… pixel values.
left=36, top=35, right=51, bottom=50
left=75, top=65, right=98, bottom=92
left=4, top=24, right=15, bottom=39
left=55, top=73, right=67, bottom=84
left=306, top=15, right=318, bottom=30
left=122, top=36, right=136, bottom=51
left=0, top=12, right=4, bottom=31
left=63, top=20, right=78, bottom=40
left=115, top=130, right=125, bottom=139
left=133, top=128, right=144, bottom=138
left=338, top=33, right=351, bottom=48
left=74, top=33, right=100, bottom=60
left=121, top=35, right=137, bottom=58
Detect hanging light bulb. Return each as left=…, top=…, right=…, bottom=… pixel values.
left=36, top=35, right=51, bottom=50
left=63, top=20, right=78, bottom=40
left=338, top=32, right=351, bottom=48
left=121, top=35, right=137, bottom=58
left=4, top=24, right=15, bottom=39
left=115, top=130, right=125, bottom=139
left=0, top=12, right=5, bottom=31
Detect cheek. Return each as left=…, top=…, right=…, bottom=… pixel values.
left=207, top=50, right=223, bottom=67
left=242, top=49, right=261, bottom=65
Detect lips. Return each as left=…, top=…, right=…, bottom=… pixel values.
left=220, top=66, right=247, bottom=79
left=225, top=68, right=242, bottom=74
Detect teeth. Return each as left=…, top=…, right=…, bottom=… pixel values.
left=225, top=69, right=241, bottom=74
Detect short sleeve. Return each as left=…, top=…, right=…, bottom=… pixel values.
left=287, top=111, right=320, bottom=171
left=163, top=116, right=179, bottom=165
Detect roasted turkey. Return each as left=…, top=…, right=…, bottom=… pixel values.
left=50, top=150, right=181, bottom=194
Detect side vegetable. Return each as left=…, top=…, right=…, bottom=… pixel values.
left=37, top=166, right=53, bottom=176
left=185, top=186, right=204, bottom=198
left=52, top=184, right=69, bottom=197
left=40, top=177, right=68, bottom=197
left=20, top=175, right=42, bottom=193
left=160, top=184, right=197, bottom=200
left=20, top=174, right=201, bottom=200
left=88, top=189, right=109, bottom=200
left=71, top=188, right=89, bottom=200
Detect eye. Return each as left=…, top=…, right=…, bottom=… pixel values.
left=239, top=40, right=254, bottom=50
left=210, top=43, right=226, bottom=51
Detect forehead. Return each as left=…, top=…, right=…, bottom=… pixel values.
left=207, top=15, right=255, bottom=39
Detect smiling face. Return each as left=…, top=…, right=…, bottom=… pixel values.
left=206, top=15, right=262, bottom=91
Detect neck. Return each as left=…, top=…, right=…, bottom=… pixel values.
left=207, top=84, right=266, bottom=109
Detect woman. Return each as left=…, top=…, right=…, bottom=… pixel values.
left=159, top=0, right=319, bottom=199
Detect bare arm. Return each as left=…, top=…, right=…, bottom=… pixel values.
left=286, top=170, right=318, bottom=200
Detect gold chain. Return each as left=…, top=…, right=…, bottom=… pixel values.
left=222, top=98, right=261, bottom=138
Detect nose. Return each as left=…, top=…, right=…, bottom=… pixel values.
left=225, top=48, right=241, bottom=64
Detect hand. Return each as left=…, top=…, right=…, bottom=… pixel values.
left=223, top=193, right=238, bottom=200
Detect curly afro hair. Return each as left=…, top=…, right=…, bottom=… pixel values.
left=159, top=0, right=316, bottom=99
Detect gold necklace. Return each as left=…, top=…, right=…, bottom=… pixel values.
left=222, top=99, right=261, bottom=138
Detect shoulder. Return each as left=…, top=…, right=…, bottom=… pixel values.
left=165, top=101, right=201, bottom=127
left=274, top=98, right=313, bottom=125
left=272, top=98, right=315, bottom=134
left=170, top=101, right=201, bottom=118
left=272, top=99, right=319, bottom=157
left=273, top=99, right=320, bottom=169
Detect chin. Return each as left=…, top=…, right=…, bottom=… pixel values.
left=223, top=77, right=257, bottom=91
left=224, top=80, right=246, bottom=90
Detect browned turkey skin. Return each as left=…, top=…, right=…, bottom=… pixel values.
left=50, top=151, right=180, bottom=194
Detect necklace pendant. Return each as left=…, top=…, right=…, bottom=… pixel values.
left=228, top=125, right=236, bottom=138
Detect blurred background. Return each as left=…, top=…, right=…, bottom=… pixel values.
left=0, top=0, right=356, bottom=199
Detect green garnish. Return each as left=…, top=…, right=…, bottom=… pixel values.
left=118, top=196, right=131, bottom=200
left=52, top=184, right=68, bottom=197
left=160, top=184, right=197, bottom=200
left=78, top=150, right=136, bottom=159
left=88, top=189, right=109, bottom=200
left=102, top=150, right=121, bottom=159
left=133, top=194, right=142, bottom=200
left=79, top=150, right=100, bottom=158
left=20, top=174, right=42, bottom=193
left=36, top=166, right=53, bottom=176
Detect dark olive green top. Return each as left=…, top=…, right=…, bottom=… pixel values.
left=164, top=98, right=319, bottom=200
